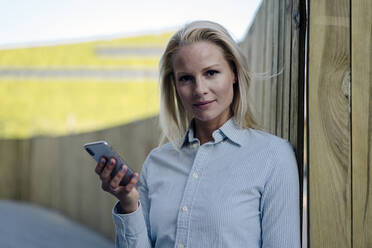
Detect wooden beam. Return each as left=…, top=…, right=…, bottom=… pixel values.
left=351, top=0, right=372, bottom=247
left=308, top=0, right=351, bottom=247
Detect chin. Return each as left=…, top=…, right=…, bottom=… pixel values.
left=193, top=113, right=221, bottom=123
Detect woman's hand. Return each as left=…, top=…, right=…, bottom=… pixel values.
left=95, top=157, right=140, bottom=214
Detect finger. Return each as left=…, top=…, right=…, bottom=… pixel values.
left=95, top=157, right=106, bottom=175
left=100, top=157, right=116, bottom=182
left=101, top=181, right=110, bottom=192
left=110, top=165, right=128, bottom=190
left=123, top=173, right=139, bottom=193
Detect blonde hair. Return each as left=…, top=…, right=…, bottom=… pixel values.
left=159, top=20, right=258, bottom=147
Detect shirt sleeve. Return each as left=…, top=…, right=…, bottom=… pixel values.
left=112, top=157, right=153, bottom=248
left=260, top=140, right=301, bottom=248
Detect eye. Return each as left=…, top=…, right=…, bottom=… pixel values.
left=206, top=70, right=219, bottom=77
left=178, top=75, right=193, bottom=83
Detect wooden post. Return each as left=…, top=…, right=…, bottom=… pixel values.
left=351, top=0, right=372, bottom=247
left=308, top=0, right=352, bottom=247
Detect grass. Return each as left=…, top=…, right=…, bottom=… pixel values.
left=0, top=32, right=175, bottom=138
left=0, top=79, right=159, bottom=138
left=0, top=32, right=173, bottom=68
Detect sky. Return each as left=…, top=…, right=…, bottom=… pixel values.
left=0, top=0, right=262, bottom=48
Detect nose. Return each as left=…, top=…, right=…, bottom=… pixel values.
left=193, top=76, right=208, bottom=96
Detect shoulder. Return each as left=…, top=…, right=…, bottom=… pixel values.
left=146, top=142, right=178, bottom=159
left=242, top=129, right=298, bottom=175
left=240, top=128, right=293, bottom=154
left=141, top=141, right=178, bottom=171
left=248, top=130, right=298, bottom=181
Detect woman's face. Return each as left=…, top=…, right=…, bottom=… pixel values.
left=172, top=41, right=236, bottom=126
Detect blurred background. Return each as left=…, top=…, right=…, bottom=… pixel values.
left=0, top=0, right=261, bottom=139
left=0, top=0, right=262, bottom=246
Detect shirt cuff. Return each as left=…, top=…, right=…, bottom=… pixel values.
left=112, top=201, right=147, bottom=237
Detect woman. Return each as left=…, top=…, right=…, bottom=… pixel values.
left=96, top=20, right=300, bottom=248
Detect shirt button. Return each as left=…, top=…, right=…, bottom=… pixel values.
left=178, top=244, right=185, bottom=248
left=182, top=206, right=188, bottom=212
left=192, top=143, right=197, bottom=149
left=192, top=172, right=198, bottom=179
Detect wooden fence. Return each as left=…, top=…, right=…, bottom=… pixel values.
left=0, top=117, right=160, bottom=239
left=308, top=0, right=372, bottom=247
left=241, top=0, right=304, bottom=150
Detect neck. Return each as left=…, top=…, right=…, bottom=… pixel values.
left=194, top=114, right=232, bottom=145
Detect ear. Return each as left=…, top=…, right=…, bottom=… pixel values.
left=233, top=75, right=238, bottom=84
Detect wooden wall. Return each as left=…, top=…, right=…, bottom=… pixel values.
left=308, top=0, right=372, bottom=247
left=240, top=0, right=304, bottom=153
left=0, top=117, right=160, bottom=240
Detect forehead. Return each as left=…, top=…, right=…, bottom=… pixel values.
left=172, top=41, right=227, bottom=71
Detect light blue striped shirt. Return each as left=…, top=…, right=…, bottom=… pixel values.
left=112, top=118, right=300, bottom=247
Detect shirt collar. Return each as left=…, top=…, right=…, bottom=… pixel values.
left=180, top=117, right=245, bottom=149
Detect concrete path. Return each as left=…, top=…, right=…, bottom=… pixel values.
left=0, top=200, right=114, bottom=248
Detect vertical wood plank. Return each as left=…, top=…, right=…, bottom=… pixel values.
left=293, top=0, right=306, bottom=245
left=308, top=0, right=351, bottom=247
left=262, top=0, right=274, bottom=131
left=244, top=2, right=265, bottom=126
left=270, top=0, right=280, bottom=134
left=289, top=0, right=301, bottom=149
left=274, top=0, right=291, bottom=139
left=351, top=0, right=372, bottom=246
left=0, top=140, right=20, bottom=199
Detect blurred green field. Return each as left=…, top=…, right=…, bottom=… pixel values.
left=0, top=79, right=159, bottom=138
left=0, top=33, right=172, bottom=68
left=0, top=32, right=173, bottom=138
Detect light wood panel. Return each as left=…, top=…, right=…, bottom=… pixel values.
left=240, top=0, right=302, bottom=149
left=351, top=0, right=372, bottom=247
left=308, top=0, right=351, bottom=247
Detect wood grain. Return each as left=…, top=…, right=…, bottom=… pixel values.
left=351, top=0, right=372, bottom=247
left=240, top=0, right=302, bottom=148
left=308, top=0, right=351, bottom=247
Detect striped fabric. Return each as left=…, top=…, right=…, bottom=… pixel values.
left=112, top=118, right=301, bottom=248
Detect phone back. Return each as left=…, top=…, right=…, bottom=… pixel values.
left=84, top=141, right=133, bottom=186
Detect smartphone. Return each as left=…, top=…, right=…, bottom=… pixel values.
left=84, top=140, right=135, bottom=186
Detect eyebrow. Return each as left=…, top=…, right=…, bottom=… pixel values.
left=174, top=64, right=221, bottom=76
left=203, top=64, right=220, bottom=70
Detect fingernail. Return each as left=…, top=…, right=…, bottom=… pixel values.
left=110, top=159, right=115, bottom=165
left=100, top=158, right=105, bottom=164
left=121, top=165, right=125, bottom=172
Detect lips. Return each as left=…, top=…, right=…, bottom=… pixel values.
left=193, top=100, right=215, bottom=109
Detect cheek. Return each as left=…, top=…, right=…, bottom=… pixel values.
left=175, top=86, right=192, bottom=107
left=217, top=81, right=235, bottom=101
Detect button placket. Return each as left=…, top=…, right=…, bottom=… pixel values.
left=174, top=147, right=207, bottom=247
